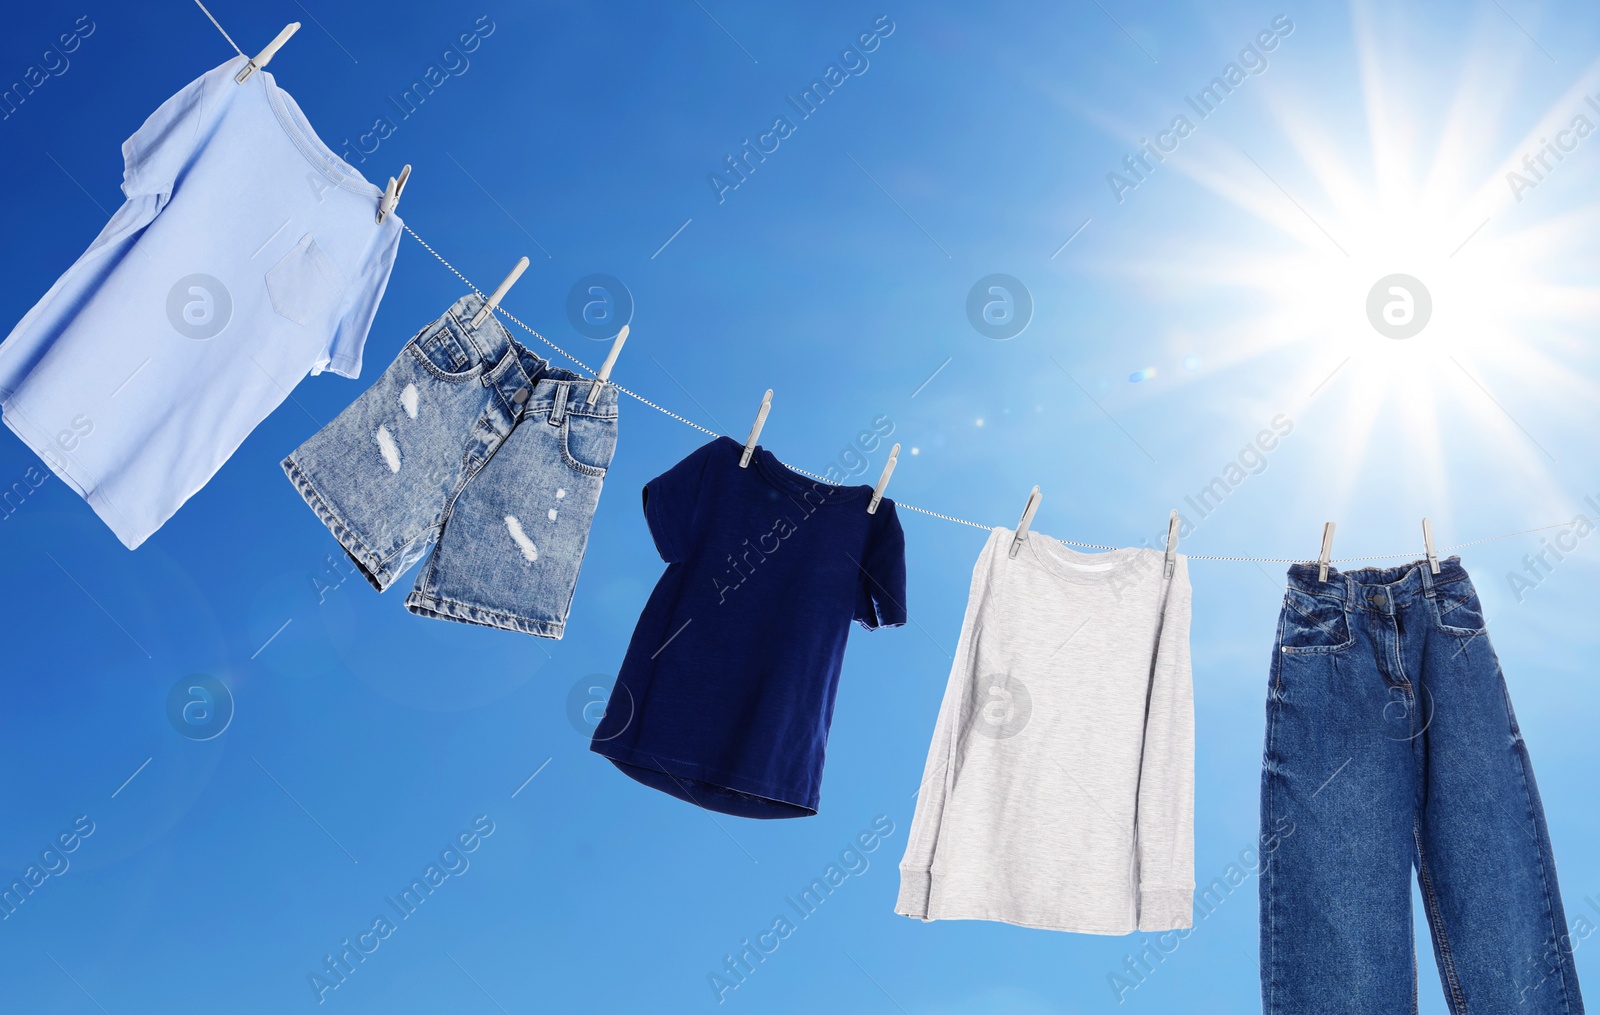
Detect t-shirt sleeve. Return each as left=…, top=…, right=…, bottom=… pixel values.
left=1135, top=557, right=1196, bottom=931
left=120, top=62, right=225, bottom=202
left=316, top=224, right=402, bottom=379
left=854, top=500, right=907, bottom=629
left=642, top=440, right=717, bottom=563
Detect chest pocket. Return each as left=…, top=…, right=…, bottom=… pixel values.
left=266, top=233, right=346, bottom=327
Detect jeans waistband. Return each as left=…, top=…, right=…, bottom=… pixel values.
left=443, top=293, right=619, bottom=417
left=1285, top=555, right=1470, bottom=610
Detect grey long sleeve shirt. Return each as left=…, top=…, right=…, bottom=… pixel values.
left=895, top=526, right=1195, bottom=934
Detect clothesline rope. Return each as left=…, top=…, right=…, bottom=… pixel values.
left=404, top=226, right=1597, bottom=566
left=190, top=0, right=1577, bottom=568
left=192, top=0, right=246, bottom=60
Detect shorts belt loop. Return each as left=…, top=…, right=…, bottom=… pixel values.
left=548, top=382, right=569, bottom=427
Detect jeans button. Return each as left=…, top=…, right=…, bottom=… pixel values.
left=1371, top=593, right=1387, bottom=606
left=512, top=387, right=529, bottom=405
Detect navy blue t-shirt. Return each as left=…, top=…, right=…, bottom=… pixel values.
left=591, top=436, right=907, bottom=818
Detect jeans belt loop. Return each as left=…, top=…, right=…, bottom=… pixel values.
left=461, top=313, right=497, bottom=372
left=548, top=382, right=569, bottom=427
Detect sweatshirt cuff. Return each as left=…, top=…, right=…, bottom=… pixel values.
left=895, top=868, right=931, bottom=919
left=1138, top=888, right=1194, bottom=931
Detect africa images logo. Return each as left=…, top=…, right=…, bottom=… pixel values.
left=165, top=674, right=234, bottom=741
left=965, top=275, right=1034, bottom=341
left=1364, top=273, right=1432, bottom=339
left=975, top=673, right=1032, bottom=740
left=165, top=274, right=232, bottom=340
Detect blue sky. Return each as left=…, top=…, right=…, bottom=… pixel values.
left=3, top=1, right=1600, bottom=1012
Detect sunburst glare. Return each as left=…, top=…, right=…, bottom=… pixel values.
left=1109, top=8, right=1600, bottom=523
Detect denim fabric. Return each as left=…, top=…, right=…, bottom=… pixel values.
left=282, top=293, right=618, bottom=637
left=1260, top=556, right=1584, bottom=1013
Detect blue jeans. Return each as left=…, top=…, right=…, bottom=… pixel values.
left=282, top=294, right=618, bottom=638
left=1260, top=557, right=1584, bottom=1013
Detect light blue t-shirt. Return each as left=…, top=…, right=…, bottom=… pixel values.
left=0, top=56, right=401, bottom=549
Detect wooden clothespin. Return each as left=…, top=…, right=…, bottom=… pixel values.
left=867, top=444, right=900, bottom=514
left=1317, top=522, right=1336, bottom=582
left=1008, top=486, right=1042, bottom=559
left=586, top=325, right=629, bottom=405
left=1422, top=518, right=1440, bottom=574
left=739, top=390, right=772, bottom=468
left=1163, top=509, right=1180, bottom=578
left=235, top=23, right=300, bottom=84
left=469, top=257, right=529, bottom=327
left=376, top=164, right=411, bottom=224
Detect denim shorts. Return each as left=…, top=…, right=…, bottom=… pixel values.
left=282, top=294, right=618, bottom=637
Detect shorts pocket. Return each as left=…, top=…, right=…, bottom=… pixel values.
left=407, top=320, right=485, bottom=381
left=1279, top=588, right=1352, bottom=653
left=562, top=412, right=616, bottom=476
left=266, top=233, right=346, bottom=327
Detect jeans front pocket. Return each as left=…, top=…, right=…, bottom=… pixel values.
left=561, top=412, right=616, bottom=477
left=407, top=319, right=485, bottom=381
left=265, top=232, right=346, bottom=327
left=1431, top=579, right=1488, bottom=635
left=1278, top=588, right=1353, bottom=653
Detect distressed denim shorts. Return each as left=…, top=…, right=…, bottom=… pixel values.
left=282, top=293, right=619, bottom=638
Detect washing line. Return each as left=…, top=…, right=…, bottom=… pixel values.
left=189, top=0, right=1582, bottom=568
left=193, top=0, right=246, bottom=59
left=402, top=226, right=1593, bottom=566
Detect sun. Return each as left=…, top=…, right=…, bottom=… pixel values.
left=1100, top=11, right=1600, bottom=522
